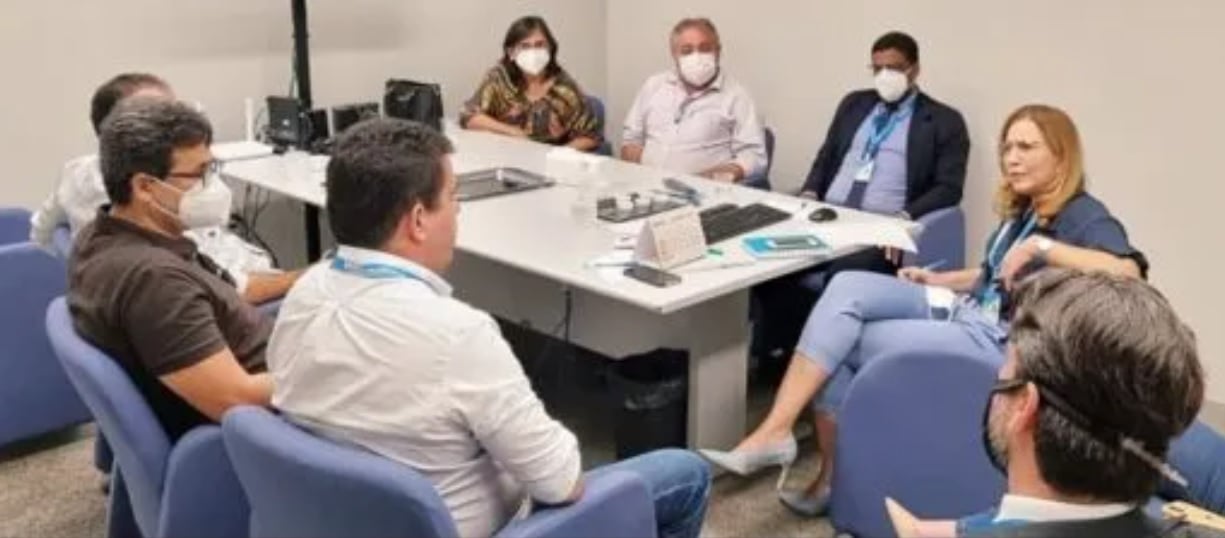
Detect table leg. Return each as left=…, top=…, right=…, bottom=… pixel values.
left=681, top=290, right=749, bottom=450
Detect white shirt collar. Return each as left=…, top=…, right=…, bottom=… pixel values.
left=994, top=494, right=1135, bottom=524
left=333, top=245, right=453, bottom=297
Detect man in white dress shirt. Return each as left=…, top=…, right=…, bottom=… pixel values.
left=268, top=118, right=710, bottom=538
left=620, top=17, right=767, bottom=183
left=30, top=73, right=296, bottom=303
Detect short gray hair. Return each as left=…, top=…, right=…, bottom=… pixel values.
left=98, top=97, right=213, bottom=205
left=670, top=17, right=720, bottom=47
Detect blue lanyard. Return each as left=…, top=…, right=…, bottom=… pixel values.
left=984, top=211, right=1039, bottom=282
left=861, top=104, right=912, bottom=161
left=330, top=256, right=429, bottom=286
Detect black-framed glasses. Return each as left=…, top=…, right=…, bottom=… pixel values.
left=990, top=375, right=1188, bottom=487
left=869, top=63, right=911, bottom=74
left=164, top=160, right=223, bottom=186
left=990, top=377, right=1027, bottom=394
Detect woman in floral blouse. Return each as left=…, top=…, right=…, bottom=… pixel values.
left=459, top=16, right=602, bottom=151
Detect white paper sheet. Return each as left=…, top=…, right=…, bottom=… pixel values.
left=212, top=140, right=274, bottom=162
left=814, top=221, right=918, bottom=253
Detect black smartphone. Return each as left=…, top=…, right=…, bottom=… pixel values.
left=624, top=264, right=682, bottom=287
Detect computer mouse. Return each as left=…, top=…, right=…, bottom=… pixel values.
left=809, top=207, right=838, bottom=223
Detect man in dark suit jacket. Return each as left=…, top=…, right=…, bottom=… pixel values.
left=798, top=82, right=968, bottom=221
left=751, top=31, right=969, bottom=364
left=957, top=270, right=1220, bottom=538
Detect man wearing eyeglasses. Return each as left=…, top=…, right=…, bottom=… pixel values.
left=31, top=73, right=297, bottom=304
left=909, top=269, right=1219, bottom=537
left=752, top=31, right=970, bottom=367
left=68, top=98, right=273, bottom=441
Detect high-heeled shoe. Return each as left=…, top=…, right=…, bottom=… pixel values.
left=778, top=487, right=832, bottom=517
left=698, top=435, right=797, bottom=488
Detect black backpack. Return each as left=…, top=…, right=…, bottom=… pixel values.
left=383, top=79, right=443, bottom=132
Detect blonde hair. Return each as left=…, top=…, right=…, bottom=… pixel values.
left=993, top=104, right=1085, bottom=224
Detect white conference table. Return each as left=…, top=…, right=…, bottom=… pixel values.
left=222, top=126, right=916, bottom=450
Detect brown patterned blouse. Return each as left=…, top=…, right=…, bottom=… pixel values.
left=460, top=64, right=601, bottom=145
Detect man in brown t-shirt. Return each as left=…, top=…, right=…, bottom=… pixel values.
left=68, top=97, right=272, bottom=440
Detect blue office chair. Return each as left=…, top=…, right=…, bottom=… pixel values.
left=0, top=243, right=90, bottom=447
left=0, top=206, right=32, bottom=246
left=741, top=127, right=774, bottom=191
left=222, top=405, right=658, bottom=538
left=584, top=95, right=614, bottom=157
left=903, top=206, right=966, bottom=269
left=46, top=298, right=248, bottom=538
left=829, top=333, right=1005, bottom=537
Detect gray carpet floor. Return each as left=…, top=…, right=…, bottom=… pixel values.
left=3, top=402, right=1220, bottom=537
left=0, top=425, right=831, bottom=538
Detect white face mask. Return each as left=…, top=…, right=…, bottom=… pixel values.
left=677, top=52, right=719, bottom=87
left=157, top=174, right=233, bottom=230
left=874, top=68, right=910, bottom=103
left=514, top=48, right=551, bottom=76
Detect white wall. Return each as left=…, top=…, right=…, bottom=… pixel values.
left=0, top=0, right=607, bottom=264
left=4, top=1, right=1221, bottom=404
left=607, top=0, right=1225, bottom=404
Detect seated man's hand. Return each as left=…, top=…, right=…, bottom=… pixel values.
left=698, top=163, right=744, bottom=183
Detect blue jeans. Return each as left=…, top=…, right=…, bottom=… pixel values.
left=589, top=449, right=710, bottom=538
left=795, top=271, right=1004, bottom=413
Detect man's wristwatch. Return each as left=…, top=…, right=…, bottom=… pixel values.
left=1034, top=236, right=1054, bottom=260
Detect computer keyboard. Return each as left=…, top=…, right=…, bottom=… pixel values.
left=699, top=202, right=792, bottom=245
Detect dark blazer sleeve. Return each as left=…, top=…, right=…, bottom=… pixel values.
left=801, top=92, right=861, bottom=195
left=905, top=105, right=970, bottom=218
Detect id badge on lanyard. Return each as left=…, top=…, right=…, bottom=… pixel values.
left=979, top=212, right=1038, bottom=323
left=854, top=160, right=875, bottom=182
left=855, top=106, right=909, bottom=183
left=980, top=288, right=1004, bottom=325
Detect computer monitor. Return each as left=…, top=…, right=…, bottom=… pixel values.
left=266, top=96, right=305, bottom=148
left=331, top=102, right=380, bottom=136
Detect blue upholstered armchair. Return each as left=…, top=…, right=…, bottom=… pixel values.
left=223, top=405, right=658, bottom=538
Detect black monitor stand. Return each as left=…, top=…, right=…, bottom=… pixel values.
left=291, top=0, right=322, bottom=261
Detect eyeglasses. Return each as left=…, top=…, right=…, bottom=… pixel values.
left=869, top=63, right=911, bottom=74
left=1000, top=140, right=1045, bottom=155
left=164, top=160, right=223, bottom=187
left=990, top=375, right=1188, bottom=487
left=516, top=39, right=549, bottom=50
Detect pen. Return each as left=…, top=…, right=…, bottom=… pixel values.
left=681, top=260, right=757, bottom=273
left=922, top=259, right=947, bottom=271
left=587, top=261, right=634, bottom=268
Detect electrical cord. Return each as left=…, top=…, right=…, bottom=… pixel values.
left=227, top=213, right=280, bottom=269
left=527, top=287, right=575, bottom=386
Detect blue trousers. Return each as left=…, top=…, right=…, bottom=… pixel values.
left=794, top=271, right=1004, bottom=413
left=589, top=449, right=711, bottom=538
